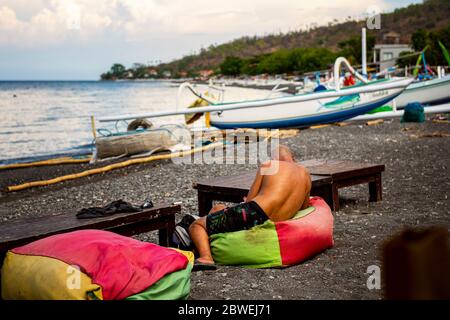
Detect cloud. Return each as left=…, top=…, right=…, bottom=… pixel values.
left=0, top=0, right=114, bottom=46
left=0, top=6, right=22, bottom=31
left=0, top=0, right=398, bottom=47
left=0, top=0, right=423, bottom=79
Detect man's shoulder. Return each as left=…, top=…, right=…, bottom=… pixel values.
left=259, top=160, right=309, bottom=175
left=260, top=159, right=275, bottom=167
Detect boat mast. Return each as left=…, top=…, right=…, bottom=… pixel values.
left=362, top=28, right=367, bottom=77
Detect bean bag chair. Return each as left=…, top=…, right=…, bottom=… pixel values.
left=210, top=197, right=334, bottom=268
left=1, top=230, right=193, bottom=300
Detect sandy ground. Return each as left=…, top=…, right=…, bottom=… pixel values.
left=1, top=117, right=449, bottom=299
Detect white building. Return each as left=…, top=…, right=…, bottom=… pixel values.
left=162, top=70, right=172, bottom=78
left=373, top=32, right=412, bottom=72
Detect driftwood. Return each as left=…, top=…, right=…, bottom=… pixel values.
left=366, top=119, right=384, bottom=126
left=410, top=131, right=450, bottom=139
left=383, top=227, right=450, bottom=299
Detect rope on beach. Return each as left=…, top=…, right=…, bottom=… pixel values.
left=0, top=157, right=92, bottom=171
left=4, top=142, right=223, bottom=192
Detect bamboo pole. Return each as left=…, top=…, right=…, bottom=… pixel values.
left=5, top=142, right=223, bottom=192
left=0, top=157, right=91, bottom=171
left=91, top=115, right=97, bottom=140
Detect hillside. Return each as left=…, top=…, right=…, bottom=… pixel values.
left=101, top=0, right=450, bottom=79
left=160, top=0, right=448, bottom=73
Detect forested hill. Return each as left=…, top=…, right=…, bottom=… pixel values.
left=101, top=0, right=450, bottom=79
left=158, top=0, right=449, bottom=73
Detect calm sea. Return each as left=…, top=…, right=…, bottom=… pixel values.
left=0, top=80, right=268, bottom=164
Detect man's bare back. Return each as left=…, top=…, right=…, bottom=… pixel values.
left=247, top=160, right=311, bottom=222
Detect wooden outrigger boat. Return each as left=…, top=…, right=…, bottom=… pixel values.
left=97, top=57, right=414, bottom=129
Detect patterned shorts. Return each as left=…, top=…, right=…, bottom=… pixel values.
left=206, top=201, right=268, bottom=235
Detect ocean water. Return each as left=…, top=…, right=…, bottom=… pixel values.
left=0, top=80, right=269, bottom=164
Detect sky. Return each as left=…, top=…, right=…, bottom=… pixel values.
left=0, top=0, right=423, bottom=80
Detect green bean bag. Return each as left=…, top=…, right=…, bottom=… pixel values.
left=210, top=197, right=334, bottom=268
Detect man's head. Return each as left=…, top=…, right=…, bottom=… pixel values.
left=272, top=145, right=295, bottom=163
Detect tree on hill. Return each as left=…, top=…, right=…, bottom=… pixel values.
left=290, top=47, right=337, bottom=73
left=338, top=34, right=375, bottom=65
left=257, top=49, right=292, bottom=74
left=100, top=72, right=113, bottom=80
left=110, top=63, right=126, bottom=78
left=412, top=29, right=428, bottom=51
left=218, top=47, right=337, bottom=76
left=101, top=63, right=127, bottom=80
left=403, top=25, right=450, bottom=67
left=220, top=57, right=244, bottom=76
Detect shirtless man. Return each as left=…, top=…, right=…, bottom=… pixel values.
left=189, top=145, right=311, bottom=269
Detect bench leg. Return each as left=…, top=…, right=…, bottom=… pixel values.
left=312, top=184, right=336, bottom=212
left=369, top=173, right=382, bottom=202
left=158, top=215, right=175, bottom=247
left=158, top=228, right=169, bottom=247
left=198, top=191, right=213, bottom=217
left=331, top=184, right=340, bottom=211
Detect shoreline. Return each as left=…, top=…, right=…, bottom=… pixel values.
left=1, top=118, right=449, bottom=299
left=0, top=80, right=277, bottom=165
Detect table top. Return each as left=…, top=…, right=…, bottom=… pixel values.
left=193, top=159, right=384, bottom=191
left=193, top=171, right=331, bottom=192
left=299, top=159, right=385, bottom=180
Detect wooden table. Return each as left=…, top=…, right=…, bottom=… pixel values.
left=0, top=203, right=179, bottom=263
left=193, top=160, right=385, bottom=214
left=301, top=159, right=385, bottom=211
left=193, top=173, right=332, bottom=216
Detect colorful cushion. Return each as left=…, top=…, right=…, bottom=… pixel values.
left=1, top=230, right=193, bottom=300
left=126, top=263, right=193, bottom=300
left=210, top=197, right=334, bottom=268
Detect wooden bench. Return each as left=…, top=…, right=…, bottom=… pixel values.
left=0, top=203, right=179, bottom=269
left=193, top=160, right=385, bottom=214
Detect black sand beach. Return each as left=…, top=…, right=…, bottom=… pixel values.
left=1, top=117, right=449, bottom=299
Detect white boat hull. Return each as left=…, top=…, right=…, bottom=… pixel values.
left=394, top=76, right=450, bottom=108
left=349, top=103, right=450, bottom=121
left=210, top=79, right=411, bottom=129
